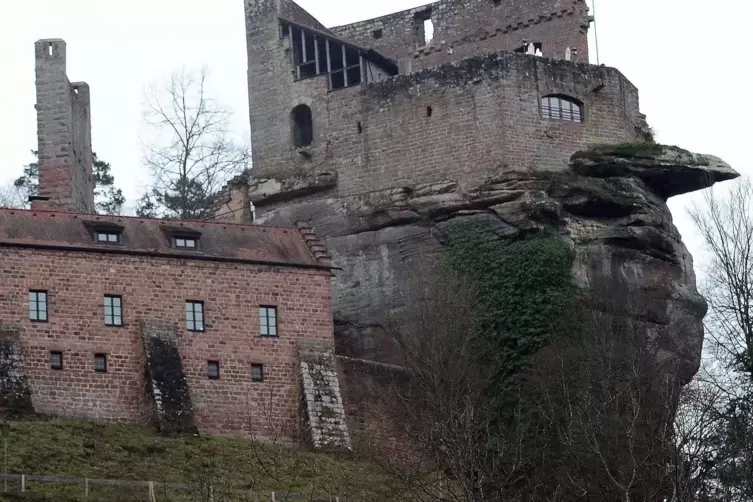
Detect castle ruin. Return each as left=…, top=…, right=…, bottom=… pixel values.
left=211, top=0, right=736, bottom=374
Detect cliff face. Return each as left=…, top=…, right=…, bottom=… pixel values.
left=252, top=144, right=738, bottom=384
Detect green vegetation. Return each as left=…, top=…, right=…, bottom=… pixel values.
left=443, top=222, right=576, bottom=395
left=0, top=416, right=388, bottom=501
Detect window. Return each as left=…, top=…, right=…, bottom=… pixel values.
left=96, top=231, right=121, bottom=244
left=291, top=105, right=313, bottom=148
left=412, top=9, right=433, bottom=46
left=282, top=21, right=386, bottom=90
left=251, top=364, right=264, bottom=382
left=50, top=351, right=63, bottom=370
left=259, top=306, right=278, bottom=337
left=174, top=236, right=198, bottom=250
left=207, top=361, right=220, bottom=380
left=29, top=291, right=48, bottom=322
left=541, top=95, right=583, bottom=123
left=94, top=354, right=107, bottom=373
left=104, top=295, right=123, bottom=327
left=186, top=301, right=205, bottom=332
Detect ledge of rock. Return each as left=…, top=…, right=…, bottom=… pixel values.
left=570, top=144, right=739, bottom=199
left=251, top=143, right=739, bottom=385
left=248, top=169, right=337, bottom=205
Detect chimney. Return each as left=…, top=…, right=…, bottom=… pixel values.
left=33, top=39, right=94, bottom=213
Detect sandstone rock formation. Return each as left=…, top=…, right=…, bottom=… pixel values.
left=254, top=144, right=738, bottom=384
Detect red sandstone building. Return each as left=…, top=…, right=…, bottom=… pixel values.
left=0, top=39, right=348, bottom=447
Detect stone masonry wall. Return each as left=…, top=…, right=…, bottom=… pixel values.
left=299, top=344, right=350, bottom=449
left=34, top=40, right=94, bottom=213
left=0, top=247, right=334, bottom=440
left=244, top=52, right=643, bottom=209
left=331, top=0, right=589, bottom=67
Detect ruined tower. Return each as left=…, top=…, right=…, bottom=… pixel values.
left=33, top=39, right=94, bottom=213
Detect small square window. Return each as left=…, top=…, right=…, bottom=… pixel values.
left=50, top=351, right=63, bottom=370
left=29, top=290, right=48, bottom=322
left=207, top=361, right=220, bottom=380
left=104, top=295, right=123, bottom=327
left=186, top=301, right=205, bottom=332
left=259, top=306, right=278, bottom=337
left=251, top=363, right=264, bottom=382
left=94, top=354, right=108, bottom=373
left=372, top=28, right=383, bottom=39
left=174, top=237, right=198, bottom=250
left=96, top=231, right=121, bottom=244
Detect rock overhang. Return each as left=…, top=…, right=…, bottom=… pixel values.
left=570, top=144, right=740, bottom=199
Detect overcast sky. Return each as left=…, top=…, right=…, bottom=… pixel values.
left=0, top=0, right=750, bottom=262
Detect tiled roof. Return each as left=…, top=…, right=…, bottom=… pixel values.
left=0, top=209, right=329, bottom=269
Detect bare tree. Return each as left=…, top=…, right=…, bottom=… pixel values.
left=138, top=68, right=249, bottom=219
left=681, top=177, right=753, bottom=500
left=0, top=183, right=26, bottom=209
left=367, top=270, right=691, bottom=501
left=690, top=178, right=753, bottom=381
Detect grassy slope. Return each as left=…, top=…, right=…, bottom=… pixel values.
left=0, top=416, right=392, bottom=501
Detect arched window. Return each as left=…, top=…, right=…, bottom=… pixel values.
left=541, top=95, right=583, bottom=123
left=291, top=105, right=313, bottom=147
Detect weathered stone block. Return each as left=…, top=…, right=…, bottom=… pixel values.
left=0, top=326, right=33, bottom=416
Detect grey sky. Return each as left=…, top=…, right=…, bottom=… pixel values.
left=0, top=0, right=750, bottom=261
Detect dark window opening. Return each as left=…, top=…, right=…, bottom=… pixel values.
left=330, top=71, right=345, bottom=90
left=427, top=106, right=433, bottom=117
left=292, top=105, right=313, bottom=148
left=330, top=41, right=344, bottom=71
left=50, top=351, right=63, bottom=370
left=373, top=29, right=383, bottom=39
left=260, top=306, right=278, bottom=337
left=346, top=66, right=362, bottom=87
left=186, top=301, right=205, bottom=332
left=104, top=295, right=123, bottom=327
left=94, top=354, right=108, bottom=373
left=412, top=9, right=433, bottom=46
left=291, top=26, right=303, bottom=64
left=493, top=0, right=501, bottom=5
left=357, top=122, right=363, bottom=134
left=251, top=364, right=265, bottom=382
left=29, top=290, right=48, bottom=322
left=541, top=95, right=583, bottom=123
left=207, top=361, right=220, bottom=380
left=96, top=231, right=121, bottom=244
left=316, top=38, right=328, bottom=74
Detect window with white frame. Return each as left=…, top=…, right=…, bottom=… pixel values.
left=259, top=306, right=278, bottom=337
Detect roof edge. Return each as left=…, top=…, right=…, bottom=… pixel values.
left=0, top=241, right=335, bottom=272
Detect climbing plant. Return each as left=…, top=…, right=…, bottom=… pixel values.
left=443, top=221, right=576, bottom=397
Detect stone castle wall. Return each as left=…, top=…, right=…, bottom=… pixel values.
left=236, top=0, right=642, bottom=217
left=0, top=246, right=334, bottom=439
left=330, top=0, right=589, bottom=68
left=34, top=39, right=94, bottom=213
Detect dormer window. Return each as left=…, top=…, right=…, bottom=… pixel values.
left=161, top=226, right=202, bottom=250
left=96, top=231, right=121, bottom=244
left=85, top=221, right=125, bottom=245
left=174, top=236, right=198, bottom=250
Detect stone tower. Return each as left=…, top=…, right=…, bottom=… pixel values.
left=33, top=39, right=94, bottom=213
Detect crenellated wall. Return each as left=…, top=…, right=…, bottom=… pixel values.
left=331, top=0, right=590, bottom=69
